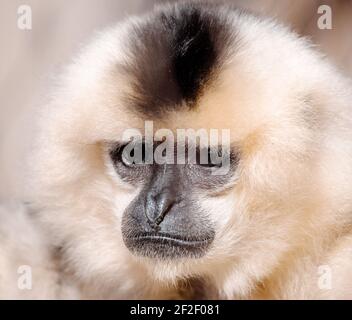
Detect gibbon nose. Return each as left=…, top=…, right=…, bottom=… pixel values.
left=145, top=190, right=176, bottom=228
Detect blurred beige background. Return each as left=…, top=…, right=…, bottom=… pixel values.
left=0, top=0, right=351, bottom=201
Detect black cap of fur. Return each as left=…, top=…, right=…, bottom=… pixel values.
left=120, top=2, right=236, bottom=117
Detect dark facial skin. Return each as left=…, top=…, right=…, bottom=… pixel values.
left=109, top=142, right=237, bottom=259
left=111, top=3, right=239, bottom=260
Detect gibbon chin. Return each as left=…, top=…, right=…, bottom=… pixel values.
left=1, top=1, right=352, bottom=299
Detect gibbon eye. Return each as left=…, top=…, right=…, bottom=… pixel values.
left=121, top=147, right=135, bottom=167
left=199, top=162, right=220, bottom=168
left=198, top=148, right=223, bottom=168
left=109, top=142, right=150, bottom=185
left=109, top=143, right=131, bottom=167
left=109, top=142, right=146, bottom=168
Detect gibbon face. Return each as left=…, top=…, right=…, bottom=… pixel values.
left=113, top=4, right=239, bottom=260
left=28, top=1, right=352, bottom=296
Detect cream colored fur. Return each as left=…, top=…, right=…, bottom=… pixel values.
left=1, top=5, right=352, bottom=299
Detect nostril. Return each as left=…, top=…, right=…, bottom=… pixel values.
left=145, top=193, right=157, bottom=224
left=144, top=190, right=176, bottom=228
left=154, top=200, right=174, bottom=225
left=154, top=217, right=163, bottom=226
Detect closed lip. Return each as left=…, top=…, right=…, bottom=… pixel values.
left=128, top=233, right=213, bottom=247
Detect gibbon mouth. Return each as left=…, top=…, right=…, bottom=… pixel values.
left=124, top=232, right=214, bottom=259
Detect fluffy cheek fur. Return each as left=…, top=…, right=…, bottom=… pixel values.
left=25, top=5, right=352, bottom=298
left=28, top=89, right=316, bottom=298
left=187, top=127, right=317, bottom=297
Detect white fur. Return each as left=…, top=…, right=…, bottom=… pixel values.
left=1, top=4, right=352, bottom=299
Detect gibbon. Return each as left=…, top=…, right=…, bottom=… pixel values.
left=1, top=1, right=352, bottom=299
